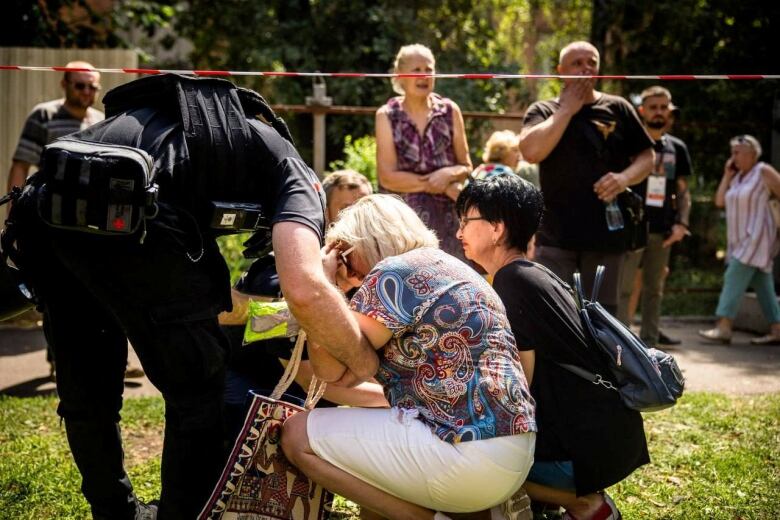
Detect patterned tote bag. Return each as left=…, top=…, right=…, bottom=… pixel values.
left=198, top=332, right=329, bottom=520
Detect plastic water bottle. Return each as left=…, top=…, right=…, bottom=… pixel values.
left=605, top=200, right=624, bottom=231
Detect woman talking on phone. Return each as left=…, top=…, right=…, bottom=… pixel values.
left=699, top=135, right=780, bottom=345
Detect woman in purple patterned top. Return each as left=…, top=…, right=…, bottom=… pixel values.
left=375, top=44, right=473, bottom=261
left=281, top=194, right=535, bottom=519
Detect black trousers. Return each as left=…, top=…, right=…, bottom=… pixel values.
left=20, top=205, right=231, bottom=519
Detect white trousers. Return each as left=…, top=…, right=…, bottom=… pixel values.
left=307, top=406, right=535, bottom=512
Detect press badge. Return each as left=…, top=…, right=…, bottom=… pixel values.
left=646, top=175, right=666, bottom=208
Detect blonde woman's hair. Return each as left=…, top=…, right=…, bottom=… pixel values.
left=325, top=194, right=439, bottom=269
left=482, top=130, right=519, bottom=164
left=391, top=44, right=436, bottom=95
left=730, top=134, right=762, bottom=158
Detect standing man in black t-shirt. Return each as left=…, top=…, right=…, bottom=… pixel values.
left=617, top=86, right=692, bottom=346
left=520, top=41, right=655, bottom=314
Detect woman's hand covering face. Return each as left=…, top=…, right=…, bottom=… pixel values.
left=324, top=242, right=363, bottom=292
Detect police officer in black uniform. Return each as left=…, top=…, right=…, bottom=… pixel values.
left=2, top=74, right=378, bottom=520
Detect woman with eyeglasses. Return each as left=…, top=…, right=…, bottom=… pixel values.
left=375, top=44, right=473, bottom=261
left=456, top=174, right=648, bottom=520
left=699, top=135, right=780, bottom=345
left=281, top=194, right=536, bottom=519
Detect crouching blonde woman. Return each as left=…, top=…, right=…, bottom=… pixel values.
left=281, top=194, right=536, bottom=520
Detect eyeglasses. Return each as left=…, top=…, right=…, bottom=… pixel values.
left=339, top=245, right=356, bottom=270
left=70, top=81, right=101, bottom=92
left=458, top=216, right=486, bottom=230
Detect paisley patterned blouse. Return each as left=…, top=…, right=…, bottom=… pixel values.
left=350, top=247, right=536, bottom=443
left=383, top=95, right=465, bottom=260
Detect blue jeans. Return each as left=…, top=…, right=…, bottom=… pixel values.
left=526, top=460, right=576, bottom=492
left=716, top=257, right=780, bottom=323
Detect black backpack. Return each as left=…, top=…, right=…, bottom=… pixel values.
left=32, top=75, right=292, bottom=247
left=558, top=265, right=685, bottom=412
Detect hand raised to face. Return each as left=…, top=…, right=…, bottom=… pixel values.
left=323, top=243, right=363, bottom=292
left=559, top=78, right=594, bottom=116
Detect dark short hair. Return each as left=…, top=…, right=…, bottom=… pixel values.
left=456, top=174, right=543, bottom=252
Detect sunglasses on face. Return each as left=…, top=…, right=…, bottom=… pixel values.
left=70, top=81, right=101, bottom=92
left=339, top=245, right=356, bottom=270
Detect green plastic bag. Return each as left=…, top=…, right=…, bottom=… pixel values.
left=243, top=300, right=300, bottom=345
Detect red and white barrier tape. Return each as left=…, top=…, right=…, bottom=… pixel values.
left=1, top=65, right=778, bottom=80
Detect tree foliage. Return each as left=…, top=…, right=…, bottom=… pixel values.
left=4, top=0, right=776, bottom=184
left=328, top=135, right=378, bottom=190
left=592, top=0, right=780, bottom=186
left=2, top=0, right=177, bottom=49
left=173, top=0, right=591, bottom=163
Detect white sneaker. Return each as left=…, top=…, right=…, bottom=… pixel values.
left=491, top=487, right=532, bottom=520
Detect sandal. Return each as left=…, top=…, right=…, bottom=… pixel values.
left=750, top=334, right=780, bottom=346
left=698, top=327, right=732, bottom=344
left=492, top=487, right=533, bottom=520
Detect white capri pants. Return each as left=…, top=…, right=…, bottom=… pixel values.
left=307, top=406, right=535, bottom=512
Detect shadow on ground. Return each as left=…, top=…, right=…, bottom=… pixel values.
left=0, top=329, right=46, bottom=356
left=1, top=327, right=156, bottom=398
left=0, top=376, right=57, bottom=397
left=0, top=376, right=143, bottom=398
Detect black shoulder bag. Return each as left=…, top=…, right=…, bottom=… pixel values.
left=558, top=265, right=685, bottom=412
left=36, top=138, right=159, bottom=242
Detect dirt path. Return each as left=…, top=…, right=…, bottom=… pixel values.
left=2, top=317, right=779, bottom=398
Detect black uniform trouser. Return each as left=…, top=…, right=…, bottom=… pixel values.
left=21, top=206, right=231, bottom=520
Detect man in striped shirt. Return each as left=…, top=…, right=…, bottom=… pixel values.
left=7, top=61, right=104, bottom=195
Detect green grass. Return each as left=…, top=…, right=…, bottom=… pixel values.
left=0, top=396, right=163, bottom=519
left=1, top=393, right=778, bottom=519
left=615, top=393, right=780, bottom=519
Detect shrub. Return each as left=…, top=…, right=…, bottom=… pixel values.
left=328, top=135, right=377, bottom=190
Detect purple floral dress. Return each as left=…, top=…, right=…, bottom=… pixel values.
left=383, top=95, right=465, bottom=260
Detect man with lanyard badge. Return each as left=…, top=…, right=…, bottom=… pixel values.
left=617, top=86, right=692, bottom=347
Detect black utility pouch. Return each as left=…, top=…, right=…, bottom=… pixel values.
left=37, top=139, right=159, bottom=241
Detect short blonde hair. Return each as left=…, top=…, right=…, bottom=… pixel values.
left=391, top=44, right=436, bottom=95
left=482, top=130, right=519, bottom=164
left=325, top=194, right=439, bottom=269
left=730, top=134, right=762, bottom=158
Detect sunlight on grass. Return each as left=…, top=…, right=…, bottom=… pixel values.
left=614, top=393, right=780, bottom=519
left=1, top=393, right=778, bottom=519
